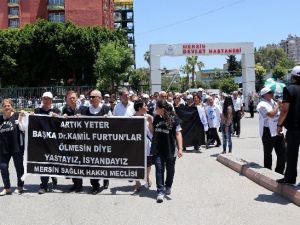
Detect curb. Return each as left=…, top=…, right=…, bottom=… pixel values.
left=217, top=154, right=300, bottom=206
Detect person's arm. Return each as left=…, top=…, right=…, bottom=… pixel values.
left=176, top=131, right=183, bottom=158
left=277, top=102, right=290, bottom=134
left=266, top=104, right=279, bottom=118
left=146, top=114, right=154, bottom=134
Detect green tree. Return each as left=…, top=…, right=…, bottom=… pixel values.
left=128, top=67, right=150, bottom=93
left=255, top=63, right=267, bottom=91
left=255, top=46, right=294, bottom=73
left=0, top=20, right=130, bottom=87
left=94, top=41, right=134, bottom=92
left=180, top=64, right=192, bottom=90
left=272, top=64, right=288, bottom=81
left=186, top=56, right=204, bottom=88
left=227, top=55, right=241, bottom=76
left=219, top=77, right=239, bottom=93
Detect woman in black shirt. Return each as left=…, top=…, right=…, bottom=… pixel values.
left=151, top=100, right=183, bottom=203
left=0, top=99, right=24, bottom=196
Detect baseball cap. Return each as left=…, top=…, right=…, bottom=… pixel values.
left=79, top=94, right=85, bottom=100
left=142, top=94, right=149, bottom=99
left=42, top=91, right=53, bottom=99
left=129, top=90, right=134, bottom=96
left=291, top=66, right=300, bottom=76
left=104, top=94, right=110, bottom=98
left=260, top=87, right=272, bottom=96
left=186, top=94, right=193, bottom=100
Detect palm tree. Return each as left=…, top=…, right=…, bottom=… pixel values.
left=180, top=64, right=192, bottom=90
left=186, top=56, right=205, bottom=88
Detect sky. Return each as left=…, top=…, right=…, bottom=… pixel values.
left=133, top=0, right=299, bottom=71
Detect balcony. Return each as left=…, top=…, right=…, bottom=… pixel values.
left=8, top=14, right=19, bottom=19
left=8, top=3, right=19, bottom=7
left=8, top=0, right=19, bottom=7
left=47, top=5, right=65, bottom=11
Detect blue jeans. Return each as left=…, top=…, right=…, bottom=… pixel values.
left=222, top=129, right=232, bottom=152
left=0, top=151, right=24, bottom=189
left=153, top=154, right=176, bottom=194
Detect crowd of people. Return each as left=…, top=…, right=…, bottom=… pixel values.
left=1, top=65, right=300, bottom=203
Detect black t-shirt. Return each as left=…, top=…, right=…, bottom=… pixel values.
left=34, top=107, right=61, bottom=115
left=62, top=105, right=83, bottom=116
left=80, top=105, right=111, bottom=116
left=282, top=84, right=300, bottom=130
left=0, top=113, right=23, bottom=155
left=150, top=115, right=180, bottom=158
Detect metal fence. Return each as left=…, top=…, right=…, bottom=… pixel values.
left=0, top=86, right=95, bottom=111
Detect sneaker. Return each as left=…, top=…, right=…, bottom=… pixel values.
left=75, top=187, right=82, bottom=193
left=145, top=179, right=152, bottom=189
left=0, top=189, right=12, bottom=196
left=156, top=193, right=164, bottom=203
left=165, top=187, right=171, bottom=195
left=69, top=184, right=82, bottom=192
left=14, top=187, right=23, bottom=195
left=91, top=187, right=100, bottom=195
left=38, top=188, right=47, bottom=195
left=277, top=178, right=296, bottom=185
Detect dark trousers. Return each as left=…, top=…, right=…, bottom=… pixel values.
left=233, top=111, right=241, bottom=135
left=207, top=128, right=221, bottom=145
left=90, top=179, right=109, bottom=190
left=0, top=151, right=24, bottom=189
left=262, top=127, right=286, bottom=174
left=40, top=177, right=57, bottom=189
left=154, top=154, right=176, bottom=194
left=72, top=178, right=82, bottom=188
left=284, top=130, right=300, bottom=182
left=249, top=106, right=254, bottom=118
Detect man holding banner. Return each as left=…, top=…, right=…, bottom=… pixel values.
left=80, top=89, right=112, bottom=194
left=62, top=90, right=84, bottom=193
left=34, top=92, right=61, bottom=194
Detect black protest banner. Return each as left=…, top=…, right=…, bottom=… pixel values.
left=175, top=106, right=205, bottom=148
left=25, top=115, right=145, bottom=180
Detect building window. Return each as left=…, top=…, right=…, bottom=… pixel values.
left=48, top=12, right=65, bottom=22
left=8, top=7, right=19, bottom=16
left=48, top=0, right=64, bottom=5
left=8, top=0, right=20, bottom=3
left=8, top=19, right=19, bottom=28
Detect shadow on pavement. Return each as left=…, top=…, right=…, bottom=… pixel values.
left=210, top=153, right=220, bottom=158
left=110, top=185, right=157, bottom=200
left=254, top=193, right=291, bottom=205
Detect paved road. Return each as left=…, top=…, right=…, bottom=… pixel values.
left=0, top=113, right=299, bottom=225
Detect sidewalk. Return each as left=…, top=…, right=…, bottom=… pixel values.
left=0, top=113, right=299, bottom=225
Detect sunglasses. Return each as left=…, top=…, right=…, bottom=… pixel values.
left=89, top=96, right=98, bottom=99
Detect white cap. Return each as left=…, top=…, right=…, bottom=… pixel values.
left=42, top=91, right=53, bottom=99
left=198, top=88, right=204, bottom=91
left=129, top=90, right=134, bottom=96
left=260, top=87, right=272, bottom=96
left=186, top=94, right=193, bottom=100
left=142, top=94, right=149, bottom=98
left=291, top=66, right=300, bottom=77
left=104, top=94, right=110, bottom=98
left=79, top=94, right=85, bottom=100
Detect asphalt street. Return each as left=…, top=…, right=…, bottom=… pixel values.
left=0, top=113, right=299, bottom=225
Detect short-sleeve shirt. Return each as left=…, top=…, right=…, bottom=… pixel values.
left=0, top=113, right=23, bottom=155
left=113, top=101, right=135, bottom=116
left=282, top=84, right=300, bottom=130
left=150, top=115, right=181, bottom=158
